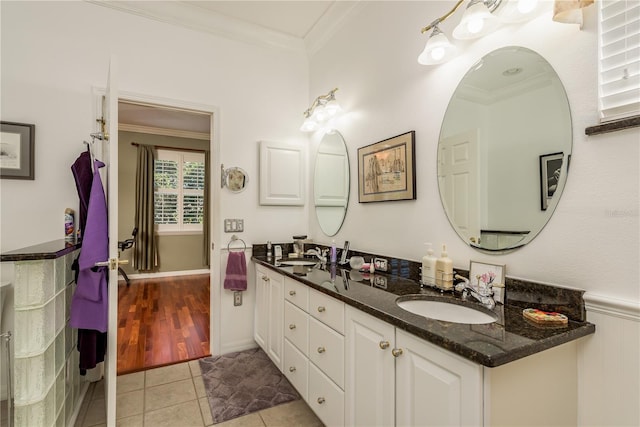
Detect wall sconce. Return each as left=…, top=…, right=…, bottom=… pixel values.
left=418, top=0, right=539, bottom=66
left=300, top=88, right=342, bottom=133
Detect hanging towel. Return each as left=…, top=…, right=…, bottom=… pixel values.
left=224, top=251, right=247, bottom=291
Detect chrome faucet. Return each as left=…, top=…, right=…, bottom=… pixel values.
left=454, top=274, right=501, bottom=310
left=305, top=247, right=329, bottom=263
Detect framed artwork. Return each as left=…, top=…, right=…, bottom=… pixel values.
left=539, top=152, right=563, bottom=211
left=469, top=260, right=505, bottom=291
left=1, top=121, right=35, bottom=180
left=358, top=131, right=416, bottom=203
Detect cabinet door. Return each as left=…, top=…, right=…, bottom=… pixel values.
left=254, top=265, right=269, bottom=350
left=345, top=307, right=395, bottom=427
left=395, top=329, right=483, bottom=426
left=267, top=271, right=284, bottom=370
left=259, top=140, right=305, bottom=206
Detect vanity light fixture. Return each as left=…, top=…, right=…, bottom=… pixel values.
left=300, top=88, right=341, bottom=133
left=418, top=0, right=539, bottom=66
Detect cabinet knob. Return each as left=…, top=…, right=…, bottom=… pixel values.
left=317, top=346, right=326, bottom=354
left=392, top=348, right=403, bottom=357
left=379, top=341, right=390, bottom=350
left=289, top=290, right=296, bottom=296
left=317, top=306, right=326, bottom=313
left=317, top=397, right=325, bottom=405
left=289, top=324, right=296, bottom=330
left=289, top=366, right=296, bottom=372
left=262, top=276, right=269, bottom=282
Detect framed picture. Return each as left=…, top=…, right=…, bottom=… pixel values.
left=539, top=152, right=563, bottom=211
left=469, top=260, right=505, bottom=290
left=1, top=121, right=35, bottom=180
left=358, top=131, right=416, bottom=203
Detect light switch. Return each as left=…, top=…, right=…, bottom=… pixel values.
left=224, top=218, right=245, bottom=232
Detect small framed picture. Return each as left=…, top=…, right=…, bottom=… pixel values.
left=1, top=121, right=35, bottom=180
left=539, top=152, right=564, bottom=211
left=469, top=260, right=505, bottom=290
left=358, top=131, right=416, bottom=203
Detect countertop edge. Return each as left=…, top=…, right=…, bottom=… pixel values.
left=253, top=257, right=596, bottom=368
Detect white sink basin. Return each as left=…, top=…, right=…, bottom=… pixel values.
left=396, top=298, right=498, bottom=324
left=278, top=260, right=318, bottom=266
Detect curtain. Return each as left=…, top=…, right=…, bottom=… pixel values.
left=134, top=144, right=157, bottom=271
left=202, top=150, right=210, bottom=267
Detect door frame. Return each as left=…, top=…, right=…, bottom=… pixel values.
left=92, top=88, right=222, bottom=357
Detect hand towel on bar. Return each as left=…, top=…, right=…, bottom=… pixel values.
left=224, top=251, right=247, bottom=291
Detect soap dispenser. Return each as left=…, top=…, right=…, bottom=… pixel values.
left=421, top=243, right=437, bottom=287
left=435, top=244, right=454, bottom=290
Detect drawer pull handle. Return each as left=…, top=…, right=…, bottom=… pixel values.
left=317, top=346, right=326, bottom=354
left=317, top=306, right=326, bottom=313
left=289, top=290, right=296, bottom=296
left=289, top=366, right=296, bottom=372
left=289, top=324, right=296, bottom=330
left=379, top=341, right=390, bottom=350
left=392, top=348, right=403, bottom=357
left=317, top=397, right=325, bottom=405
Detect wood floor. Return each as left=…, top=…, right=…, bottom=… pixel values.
left=117, top=274, right=211, bottom=375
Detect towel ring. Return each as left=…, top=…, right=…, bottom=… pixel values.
left=227, top=235, right=247, bottom=252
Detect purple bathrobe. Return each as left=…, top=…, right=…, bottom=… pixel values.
left=70, top=160, right=109, bottom=333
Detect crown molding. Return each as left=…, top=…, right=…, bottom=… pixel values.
left=86, top=0, right=305, bottom=51
left=304, top=1, right=365, bottom=57
left=119, top=123, right=210, bottom=141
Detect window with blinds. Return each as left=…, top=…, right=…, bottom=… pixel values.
left=154, top=149, right=205, bottom=233
left=598, top=0, right=640, bottom=122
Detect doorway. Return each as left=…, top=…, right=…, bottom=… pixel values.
left=116, top=98, right=218, bottom=374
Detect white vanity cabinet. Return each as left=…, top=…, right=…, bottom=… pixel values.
left=345, top=306, right=481, bottom=426
left=279, top=277, right=346, bottom=427
left=254, top=264, right=284, bottom=370
left=345, top=305, right=578, bottom=426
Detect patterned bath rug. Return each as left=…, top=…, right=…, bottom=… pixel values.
left=199, top=347, right=300, bottom=424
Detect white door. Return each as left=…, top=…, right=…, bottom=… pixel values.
left=101, top=54, right=119, bottom=427
left=345, top=307, right=395, bottom=427
left=395, top=329, right=483, bottom=426
left=438, top=130, right=480, bottom=245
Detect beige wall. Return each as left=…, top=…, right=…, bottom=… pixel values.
left=118, top=131, right=209, bottom=274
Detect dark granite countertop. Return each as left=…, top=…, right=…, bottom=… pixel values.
left=1, top=239, right=81, bottom=261
left=253, top=255, right=595, bottom=368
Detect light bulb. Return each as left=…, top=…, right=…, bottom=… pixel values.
left=312, top=105, right=328, bottom=122
left=430, top=47, right=445, bottom=61
left=467, top=17, right=484, bottom=34
left=518, top=0, right=537, bottom=14
left=300, top=117, right=318, bottom=133
left=324, top=99, right=341, bottom=117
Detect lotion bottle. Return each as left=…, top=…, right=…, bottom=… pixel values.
left=421, top=243, right=437, bottom=286
left=435, top=244, right=454, bottom=290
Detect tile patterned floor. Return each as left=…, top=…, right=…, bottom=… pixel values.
left=74, top=359, right=324, bottom=427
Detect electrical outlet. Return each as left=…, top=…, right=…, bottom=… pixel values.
left=374, top=257, right=388, bottom=272
left=234, top=291, right=243, bottom=306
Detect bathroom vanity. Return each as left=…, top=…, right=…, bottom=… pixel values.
left=252, top=254, right=594, bottom=426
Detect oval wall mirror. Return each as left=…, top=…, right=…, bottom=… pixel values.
left=314, top=130, right=350, bottom=236
left=222, top=166, right=248, bottom=193
left=438, top=46, right=572, bottom=252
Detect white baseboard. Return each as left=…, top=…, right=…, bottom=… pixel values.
left=219, top=340, right=258, bottom=356
left=123, top=269, right=210, bottom=280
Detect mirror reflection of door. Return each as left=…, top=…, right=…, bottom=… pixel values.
left=438, top=130, right=480, bottom=245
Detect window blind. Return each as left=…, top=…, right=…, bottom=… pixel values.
left=599, top=0, right=640, bottom=122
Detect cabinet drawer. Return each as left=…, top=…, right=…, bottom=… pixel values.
left=284, top=277, right=309, bottom=312
left=309, top=362, right=345, bottom=427
left=309, top=288, right=344, bottom=334
left=309, top=317, right=344, bottom=390
left=284, top=339, right=308, bottom=402
left=284, top=301, right=309, bottom=356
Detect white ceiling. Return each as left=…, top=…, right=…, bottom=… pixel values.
left=97, top=0, right=356, bottom=132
